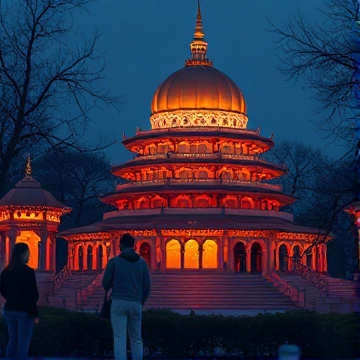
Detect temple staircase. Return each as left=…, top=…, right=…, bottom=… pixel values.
left=273, top=273, right=356, bottom=313
left=62, top=272, right=297, bottom=314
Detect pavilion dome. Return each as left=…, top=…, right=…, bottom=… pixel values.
left=0, top=175, right=69, bottom=209
left=151, top=66, right=246, bottom=115
left=149, top=3, right=248, bottom=130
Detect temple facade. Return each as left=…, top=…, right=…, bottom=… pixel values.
left=59, top=4, right=328, bottom=276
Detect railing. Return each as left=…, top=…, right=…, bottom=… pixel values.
left=292, top=259, right=329, bottom=297
left=54, top=265, right=72, bottom=291
left=116, top=178, right=282, bottom=191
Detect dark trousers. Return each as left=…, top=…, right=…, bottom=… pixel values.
left=4, top=311, right=34, bottom=360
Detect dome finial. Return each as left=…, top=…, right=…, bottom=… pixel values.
left=185, top=0, right=213, bottom=67
left=194, top=0, right=204, bottom=40
left=25, top=156, right=32, bottom=176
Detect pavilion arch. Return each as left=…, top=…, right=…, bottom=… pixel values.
left=151, top=195, right=165, bottom=209
left=137, top=196, right=150, bottom=209
left=260, top=200, right=268, bottom=210
left=76, top=245, right=84, bottom=271
left=15, top=230, right=41, bottom=270
left=197, top=143, right=208, bottom=154
left=278, top=243, right=291, bottom=271
left=240, top=197, right=254, bottom=210
left=178, top=142, right=190, bottom=153
left=220, top=141, right=235, bottom=154
left=218, top=167, right=233, bottom=180
left=184, top=239, right=199, bottom=269
left=223, top=195, right=238, bottom=208
left=96, top=243, right=106, bottom=270
left=202, top=240, right=218, bottom=269
left=87, top=245, right=93, bottom=270
left=250, top=242, right=262, bottom=273
left=178, top=168, right=193, bottom=179
left=166, top=239, right=181, bottom=269
left=174, top=195, right=192, bottom=208
left=139, top=242, right=151, bottom=269
left=233, top=241, right=247, bottom=273
left=195, top=195, right=211, bottom=208
left=242, top=169, right=250, bottom=181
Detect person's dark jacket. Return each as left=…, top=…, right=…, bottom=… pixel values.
left=102, top=249, right=151, bottom=305
left=0, top=264, right=39, bottom=317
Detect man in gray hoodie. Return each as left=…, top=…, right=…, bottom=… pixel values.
left=102, top=233, right=151, bottom=360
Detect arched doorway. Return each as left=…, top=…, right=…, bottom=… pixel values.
left=15, top=231, right=41, bottom=270
left=251, top=242, right=262, bottom=273
left=202, top=240, right=218, bottom=269
left=166, top=239, right=181, bottom=269
left=305, top=247, right=312, bottom=268
left=87, top=246, right=93, bottom=270
left=279, top=244, right=288, bottom=271
left=78, top=246, right=84, bottom=271
left=184, top=240, right=199, bottom=269
left=97, top=245, right=103, bottom=270
left=234, top=242, right=246, bottom=273
left=140, top=242, right=151, bottom=269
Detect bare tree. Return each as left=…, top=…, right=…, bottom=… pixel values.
left=0, top=0, right=118, bottom=194
left=265, top=140, right=356, bottom=275
left=269, top=0, right=357, bottom=143
left=33, top=151, right=117, bottom=228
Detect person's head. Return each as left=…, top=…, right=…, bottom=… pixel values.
left=120, top=233, right=135, bottom=251
left=278, top=345, right=301, bottom=360
left=6, top=242, right=30, bottom=270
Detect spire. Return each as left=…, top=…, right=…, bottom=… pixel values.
left=25, top=156, right=32, bottom=176
left=185, top=0, right=212, bottom=67
left=194, top=0, right=204, bottom=40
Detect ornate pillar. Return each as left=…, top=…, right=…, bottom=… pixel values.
left=180, top=241, right=185, bottom=269
left=199, top=240, right=203, bottom=270
left=92, top=243, right=97, bottom=270
left=156, top=230, right=162, bottom=271
left=51, top=234, right=56, bottom=272
left=8, top=228, right=17, bottom=257
left=68, top=242, right=75, bottom=271
left=262, top=247, right=268, bottom=274
left=83, top=243, right=88, bottom=271
left=39, top=231, right=48, bottom=271
left=312, top=246, right=317, bottom=271
left=275, top=243, right=280, bottom=271
left=323, top=244, right=328, bottom=273
left=246, top=246, right=251, bottom=273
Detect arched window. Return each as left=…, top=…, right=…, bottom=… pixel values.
left=202, top=240, right=218, bottom=269
left=87, top=246, right=93, bottom=270
left=184, top=240, right=199, bottom=269
left=166, top=240, right=181, bottom=269
left=234, top=242, right=246, bottom=273
left=251, top=242, right=262, bottom=273
left=279, top=244, right=288, bottom=271
left=140, top=242, right=151, bottom=269
left=78, top=246, right=84, bottom=271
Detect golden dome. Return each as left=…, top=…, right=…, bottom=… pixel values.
left=151, top=66, right=246, bottom=114
left=149, top=1, right=247, bottom=130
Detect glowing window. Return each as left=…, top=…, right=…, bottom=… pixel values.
left=202, top=240, right=218, bottom=268
left=166, top=240, right=181, bottom=269
left=184, top=240, right=199, bottom=269
left=15, top=231, right=41, bottom=269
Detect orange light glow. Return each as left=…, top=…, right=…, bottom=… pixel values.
left=13, top=211, right=43, bottom=220
left=184, top=239, right=199, bottom=269
left=166, top=239, right=181, bottom=269
left=16, top=231, right=40, bottom=269
left=202, top=240, right=217, bottom=268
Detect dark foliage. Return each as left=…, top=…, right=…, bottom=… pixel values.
left=0, top=308, right=357, bottom=358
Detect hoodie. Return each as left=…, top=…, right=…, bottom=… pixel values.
left=102, top=249, right=151, bottom=304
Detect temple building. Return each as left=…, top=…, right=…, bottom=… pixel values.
left=59, top=4, right=328, bottom=277
left=0, top=158, right=71, bottom=304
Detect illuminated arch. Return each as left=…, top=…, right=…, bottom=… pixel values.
left=151, top=195, right=165, bottom=209
left=15, top=231, right=41, bottom=269
left=87, top=245, right=93, bottom=270
left=241, top=197, right=253, bottom=209
left=195, top=195, right=211, bottom=208
left=197, top=143, right=207, bottom=153
left=166, top=239, right=181, bottom=269
left=233, top=241, right=246, bottom=273
left=184, top=240, right=199, bottom=269
left=250, top=242, right=262, bottom=273
left=140, top=242, right=151, bottom=269
left=202, top=240, right=218, bottom=268
left=137, top=197, right=150, bottom=209
left=174, top=195, right=192, bottom=208
left=78, top=246, right=84, bottom=271
left=279, top=244, right=289, bottom=271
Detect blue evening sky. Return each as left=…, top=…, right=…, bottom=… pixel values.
left=80, top=0, right=344, bottom=163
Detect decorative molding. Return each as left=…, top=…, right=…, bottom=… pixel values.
left=275, top=232, right=326, bottom=242
left=150, top=110, right=248, bottom=129
left=228, top=230, right=273, bottom=238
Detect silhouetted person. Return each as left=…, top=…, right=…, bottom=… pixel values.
left=0, top=243, right=39, bottom=360
left=102, top=233, right=151, bottom=360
